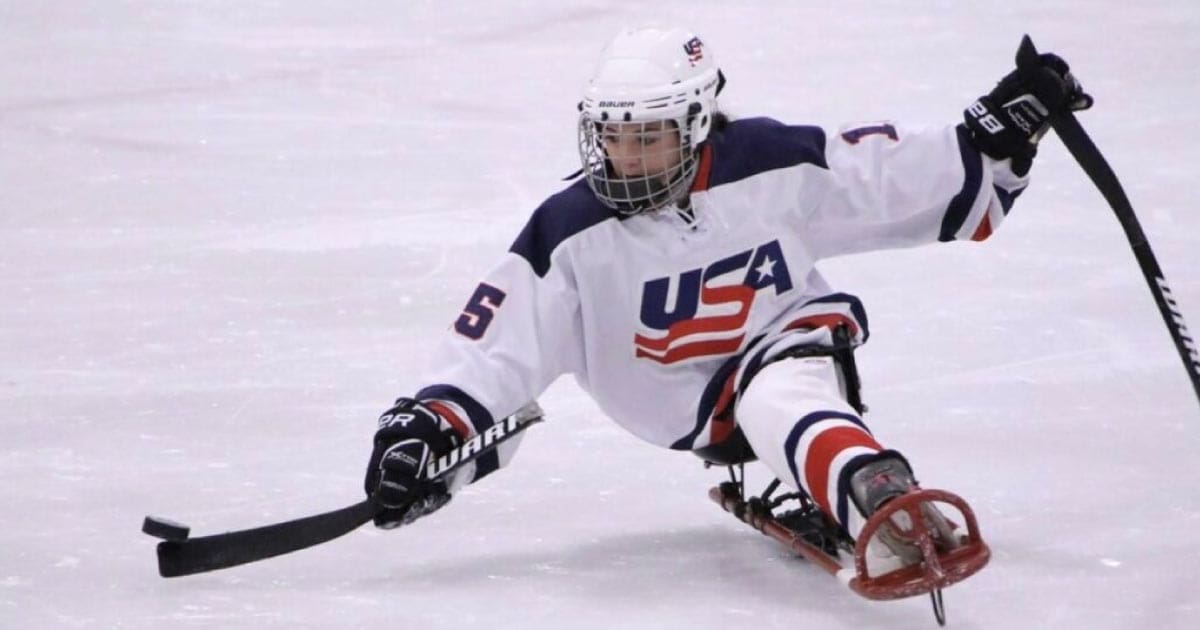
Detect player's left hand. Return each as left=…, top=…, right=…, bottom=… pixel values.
left=962, top=48, right=1092, bottom=174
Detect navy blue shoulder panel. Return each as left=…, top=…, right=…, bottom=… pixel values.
left=706, top=117, right=829, bottom=188
left=510, top=119, right=826, bottom=277
left=509, top=177, right=617, bottom=278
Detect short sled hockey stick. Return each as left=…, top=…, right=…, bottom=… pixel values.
left=147, top=406, right=543, bottom=578
left=1018, top=35, right=1200, bottom=408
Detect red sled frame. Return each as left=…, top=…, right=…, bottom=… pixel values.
left=710, top=479, right=990, bottom=625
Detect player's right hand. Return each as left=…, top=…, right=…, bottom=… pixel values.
left=364, top=398, right=462, bottom=529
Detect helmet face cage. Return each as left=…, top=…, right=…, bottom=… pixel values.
left=576, top=27, right=722, bottom=216
left=577, top=114, right=698, bottom=216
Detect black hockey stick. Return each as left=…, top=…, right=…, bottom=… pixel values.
left=1017, top=36, right=1200, bottom=407
left=149, top=406, right=543, bottom=577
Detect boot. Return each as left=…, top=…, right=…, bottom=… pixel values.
left=849, top=457, right=960, bottom=566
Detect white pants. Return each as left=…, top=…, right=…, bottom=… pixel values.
left=735, top=354, right=891, bottom=539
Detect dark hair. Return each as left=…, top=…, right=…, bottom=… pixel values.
left=711, top=111, right=730, bottom=133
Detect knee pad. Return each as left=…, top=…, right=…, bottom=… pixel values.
left=748, top=342, right=865, bottom=414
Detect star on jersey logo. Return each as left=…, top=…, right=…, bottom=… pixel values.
left=752, top=255, right=776, bottom=282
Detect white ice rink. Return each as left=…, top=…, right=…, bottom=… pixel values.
left=3, top=1, right=1199, bottom=628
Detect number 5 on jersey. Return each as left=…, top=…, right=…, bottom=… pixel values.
left=454, top=283, right=507, bottom=339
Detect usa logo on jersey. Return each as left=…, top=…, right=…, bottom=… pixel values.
left=635, top=240, right=793, bottom=364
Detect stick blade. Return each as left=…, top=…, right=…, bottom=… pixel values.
left=157, top=540, right=213, bottom=578
left=156, top=537, right=268, bottom=578
left=155, top=499, right=377, bottom=578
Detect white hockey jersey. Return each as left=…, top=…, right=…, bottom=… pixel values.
left=414, top=117, right=1028, bottom=481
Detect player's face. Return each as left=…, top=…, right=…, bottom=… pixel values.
left=601, top=121, right=683, bottom=180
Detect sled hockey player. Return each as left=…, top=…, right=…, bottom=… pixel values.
left=363, top=26, right=1091, bottom=608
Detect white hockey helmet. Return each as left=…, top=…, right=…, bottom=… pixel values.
left=578, top=27, right=724, bottom=216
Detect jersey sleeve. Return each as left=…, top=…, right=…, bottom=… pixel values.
left=412, top=210, right=588, bottom=487
left=804, top=122, right=1030, bottom=258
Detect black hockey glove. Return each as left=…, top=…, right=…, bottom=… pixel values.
left=962, top=50, right=1093, bottom=175
left=364, top=398, right=463, bottom=529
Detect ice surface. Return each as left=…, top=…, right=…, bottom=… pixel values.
left=2, top=1, right=1199, bottom=628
